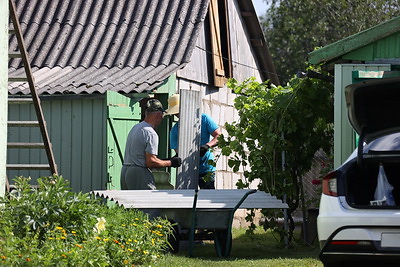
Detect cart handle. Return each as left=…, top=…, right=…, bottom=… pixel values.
left=189, top=188, right=199, bottom=257
left=219, top=189, right=257, bottom=257
left=190, top=189, right=257, bottom=257
left=233, top=189, right=257, bottom=211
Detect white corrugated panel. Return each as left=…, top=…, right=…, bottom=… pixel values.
left=176, top=89, right=201, bottom=189
left=93, top=189, right=289, bottom=209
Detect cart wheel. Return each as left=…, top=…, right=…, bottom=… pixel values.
left=214, top=229, right=232, bottom=257
left=167, top=221, right=180, bottom=253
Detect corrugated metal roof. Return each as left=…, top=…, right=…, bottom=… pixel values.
left=9, top=0, right=209, bottom=95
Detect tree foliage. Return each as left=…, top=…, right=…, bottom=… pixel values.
left=219, top=65, right=333, bottom=241
left=261, top=0, right=400, bottom=84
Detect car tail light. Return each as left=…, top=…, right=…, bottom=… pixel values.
left=322, top=171, right=337, bottom=196
left=330, top=241, right=358, bottom=245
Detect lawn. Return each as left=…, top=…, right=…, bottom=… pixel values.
left=157, top=226, right=323, bottom=267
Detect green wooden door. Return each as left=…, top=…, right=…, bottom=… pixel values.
left=106, top=91, right=142, bottom=190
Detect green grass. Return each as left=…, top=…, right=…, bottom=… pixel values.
left=157, top=227, right=323, bottom=267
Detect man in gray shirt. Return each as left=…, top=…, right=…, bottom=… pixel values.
left=121, top=99, right=181, bottom=190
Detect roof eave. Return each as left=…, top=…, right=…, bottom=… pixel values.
left=237, top=0, right=280, bottom=85
left=308, top=16, right=400, bottom=65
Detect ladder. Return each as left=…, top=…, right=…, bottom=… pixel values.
left=7, top=0, right=58, bottom=176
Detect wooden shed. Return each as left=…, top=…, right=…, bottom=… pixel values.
left=8, top=0, right=278, bottom=193
left=308, top=16, right=400, bottom=168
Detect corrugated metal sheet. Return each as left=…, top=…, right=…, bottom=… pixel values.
left=9, top=0, right=210, bottom=95
left=176, top=89, right=201, bottom=189
left=374, top=33, right=400, bottom=59
left=92, top=189, right=289, bottom=209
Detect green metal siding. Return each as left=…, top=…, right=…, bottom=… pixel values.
left=7, top=96, right=107, bottom=192
left=374, top=33, right=400, bottom=59
left=343, top=32, right=400, bottom=61
left=49, top=97, right=106, bottom=192
left=8, top=101, right=48, bottom=180
left=342, top=44, right=374, bottom=61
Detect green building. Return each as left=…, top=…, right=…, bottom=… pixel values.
left=309, top=16, right=400, bottom=168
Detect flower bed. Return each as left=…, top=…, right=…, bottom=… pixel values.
left=0, top=176, right=173, bottom=266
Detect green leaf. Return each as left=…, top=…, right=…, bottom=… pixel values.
left=220, top=72, right=334, bottom=244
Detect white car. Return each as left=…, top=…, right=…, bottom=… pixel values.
left=318, top=77, right=400, bottom=266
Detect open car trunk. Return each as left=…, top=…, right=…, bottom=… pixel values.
left=343, top=156, right=400, bottom=207
left=343, top=77, right=400, bottom=208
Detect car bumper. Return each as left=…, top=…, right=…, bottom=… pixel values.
left=320, top=225, right=400, bottom=265
left=318, top=195, right=400, bottom=265
left=318, top=195, right=400, bottom=241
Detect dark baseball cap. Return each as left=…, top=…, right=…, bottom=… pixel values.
left=146, top=99, right=165, bottom=112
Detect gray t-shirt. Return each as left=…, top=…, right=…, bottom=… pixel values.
left=123, top=121, right=158, bottom=167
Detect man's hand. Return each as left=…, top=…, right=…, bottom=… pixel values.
left=200, top=144, right=210, bottom=157
left=170, top=157, right=182, bottom=168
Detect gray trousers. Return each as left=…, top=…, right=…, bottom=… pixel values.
left=120, top=165, right=160, bottom=218
left=120, top=165, right=156, bottom=190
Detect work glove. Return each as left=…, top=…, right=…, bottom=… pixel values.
left=170, top=157, right=182, bottom=168
left=200, top=144, right=210, bottom=157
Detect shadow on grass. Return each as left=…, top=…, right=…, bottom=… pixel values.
left=178, top=228, right=321, bottom=262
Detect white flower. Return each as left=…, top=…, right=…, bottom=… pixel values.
left=94, top=217, right=106, bottom=233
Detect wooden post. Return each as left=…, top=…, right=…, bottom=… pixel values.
left=0, top=0, right=8, bottom=197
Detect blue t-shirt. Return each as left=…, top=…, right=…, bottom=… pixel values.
left=170, top=113, right=219, bottom=175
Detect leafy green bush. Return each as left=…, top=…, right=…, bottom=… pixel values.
left=220, top=69, right=333, bottom=242
left=2, top=176, right=101, bottom=244
left=0, top=176, right=173, bottom=266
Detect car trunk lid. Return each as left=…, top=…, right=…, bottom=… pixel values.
left=345, top=77, right=400, bottom=143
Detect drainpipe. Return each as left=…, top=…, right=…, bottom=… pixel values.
left=0, top=0, right=8, bottom=197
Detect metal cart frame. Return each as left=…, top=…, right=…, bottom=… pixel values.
left=93, top=189, right=288, bottom=257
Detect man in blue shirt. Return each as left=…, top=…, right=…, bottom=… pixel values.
left=166, top=94, right=221, bottom=189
